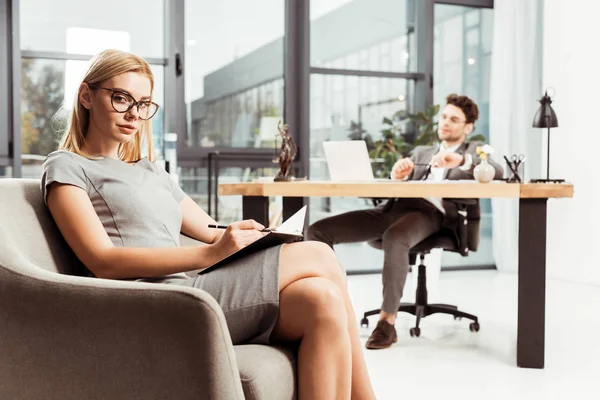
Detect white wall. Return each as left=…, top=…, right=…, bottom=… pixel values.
left=543, top=0, right=600, bottom=285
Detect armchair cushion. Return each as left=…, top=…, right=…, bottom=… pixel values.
left=235, top=345, right=297, bottom=400
left=0, top=178, right=297, bottom=400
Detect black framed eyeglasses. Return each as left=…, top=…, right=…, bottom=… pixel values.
left=88, top=84, right=159, bottom=120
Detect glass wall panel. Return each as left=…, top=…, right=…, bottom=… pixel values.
left=310, top=74, right=414, bottom=273
left=185, top=0, right=284, bottom=149
left=434, top=3, right=494, bottom=268
left=180, top=165, right=282, bottom=225
left=20, top=59, right=164, bottom=173
left=20, top=0, right=164, bottom=58
left=310, top=0, right=416, bottom=72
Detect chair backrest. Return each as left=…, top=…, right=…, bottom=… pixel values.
left=0, top=179, right=88, bottom=276
left=0, top=179, right=205, bottom=278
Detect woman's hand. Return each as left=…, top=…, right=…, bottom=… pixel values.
left=209, top=219, right=266, bottom=260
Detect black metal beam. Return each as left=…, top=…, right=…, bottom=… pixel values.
left=0, top=0, right=20, bottom=175
left=10, top=0, right=19, bottom=176
left=310, top=67, right=426, bottom=80
left=165, top=0, right=187, bottom=162
left=415, top=0, right=435, bottom=113
left=283, top=0, right=310, bottom=212
left=0, top=0, right=9, bottom=164
left=284, top=0, right=310, bottom=179
left=435, top=0, right=494, bottom=9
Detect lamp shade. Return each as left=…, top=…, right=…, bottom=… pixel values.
left=532, top=91, right=558, bottom=128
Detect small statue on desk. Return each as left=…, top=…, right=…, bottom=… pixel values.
left=273, top=121, right=299, bottom=182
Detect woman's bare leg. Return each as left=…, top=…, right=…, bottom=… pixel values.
left=271, top=277, right=352, bottom=400
left=276, top=241, right=376, bottom=400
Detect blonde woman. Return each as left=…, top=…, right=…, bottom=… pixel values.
left=41, top=49, right=375, bottom=400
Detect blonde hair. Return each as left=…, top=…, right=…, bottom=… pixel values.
left=59, top=49, right=156, bottom=162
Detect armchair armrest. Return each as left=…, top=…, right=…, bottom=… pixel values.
left=0, top=240, right=244, bottom=400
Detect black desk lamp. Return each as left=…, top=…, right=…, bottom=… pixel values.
left=531, top=90, right=564, bottom=183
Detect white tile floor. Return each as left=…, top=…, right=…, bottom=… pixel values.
left=348, top=271, right=600, bottom=400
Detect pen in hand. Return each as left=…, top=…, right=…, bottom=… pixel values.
left=208, top=224, right=274, bottom=232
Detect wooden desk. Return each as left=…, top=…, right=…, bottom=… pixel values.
left=218, top=180, right=574, bottom=369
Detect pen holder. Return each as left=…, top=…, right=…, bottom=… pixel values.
left=505, top=158, right=525, bottom=183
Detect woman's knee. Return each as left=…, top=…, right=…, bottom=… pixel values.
left=306, top=241, right=346, bottom=281
left=303, top=280, right=348, bottom=328
left=279, top=241, right=346, bottom=290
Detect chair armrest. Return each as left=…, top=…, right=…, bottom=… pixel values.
left=0, top=245, right=244, bottom=400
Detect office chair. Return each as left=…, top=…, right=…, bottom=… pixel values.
left=361, top=199, right=481, bottom=337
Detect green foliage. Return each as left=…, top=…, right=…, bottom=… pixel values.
left=466, top=132, right=486, bottom=143
left=366, top=105, right=439, bottom=178
left=346, top=120, right=375, bottom=150
left=20, top=59, right=66, bottom=157
left=260, top=105, right=280, bottom=118
left=409, top=104, right=440, bottom=147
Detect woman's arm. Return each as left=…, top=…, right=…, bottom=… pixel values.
left=47, top=183, right=263, bottom=280
left=180, top=196, right=224, bottom=244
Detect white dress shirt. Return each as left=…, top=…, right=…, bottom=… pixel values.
left=392, top=143, right=472, bottom=214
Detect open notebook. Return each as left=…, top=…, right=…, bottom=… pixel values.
left=198, top=206, right=306, bottom=275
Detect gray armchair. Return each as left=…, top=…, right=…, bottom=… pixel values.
left=0, top=179, right=297, bottom=400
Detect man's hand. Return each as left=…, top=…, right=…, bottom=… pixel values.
left=391, top=157, right=415, bottom=180
left=431, top=151, right=464, bottom=169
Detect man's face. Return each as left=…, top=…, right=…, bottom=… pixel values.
left=437, top=104, right=473, bottom=143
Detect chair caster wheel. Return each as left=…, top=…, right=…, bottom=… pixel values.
left=469, top=322, right=480, bottom=332
left=409, top=327, right=421, bottom=337
left=360, top=317, right=369, bottom=328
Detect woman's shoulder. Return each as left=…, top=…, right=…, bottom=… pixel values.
left=135, top=157, right=167, bottom=174
left=43, top=150, right=84, bottom=169
left=41, top=150, right=90, bottom=205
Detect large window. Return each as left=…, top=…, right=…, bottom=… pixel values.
left=20, top=0, right=164, bottom=58
left=309, top=0, right=419, bottom=273
left=14, top=0, right=167, bottom=178
left=434, top=3, right=494, bottom=268
left=308, top=0, right=495, bottom=273
left=182, top=0, right=285, bottom=223
left=184, top=0, right=284, bottom=150
left=3, top=0, right=496, bottom=271
left=310, top=0, right=416, bottom=72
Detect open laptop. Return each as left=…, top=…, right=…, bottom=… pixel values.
left=322, top=140, right=390, bottom=182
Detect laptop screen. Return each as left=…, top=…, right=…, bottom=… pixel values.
left=322, top=140, right=378, bottom=181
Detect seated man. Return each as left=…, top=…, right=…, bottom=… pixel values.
left=306, top=94, right=503, bottom=350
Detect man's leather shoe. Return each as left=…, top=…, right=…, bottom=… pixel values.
left=365, top=320, right=397, bottom=349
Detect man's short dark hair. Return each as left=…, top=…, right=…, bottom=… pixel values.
left=446, top=94, right=479, bottom=125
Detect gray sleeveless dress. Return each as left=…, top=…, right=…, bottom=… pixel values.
left=41, top=150, right=281, bottom=345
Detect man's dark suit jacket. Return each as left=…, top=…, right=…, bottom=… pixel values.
left=385, top=140, right=504, bottom=254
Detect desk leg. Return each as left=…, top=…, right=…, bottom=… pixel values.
left=242, top=196, right=270, bottom=227
left=282, top=197, right=305, bottom=221
left=517, top=198, right=548, bottom=369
